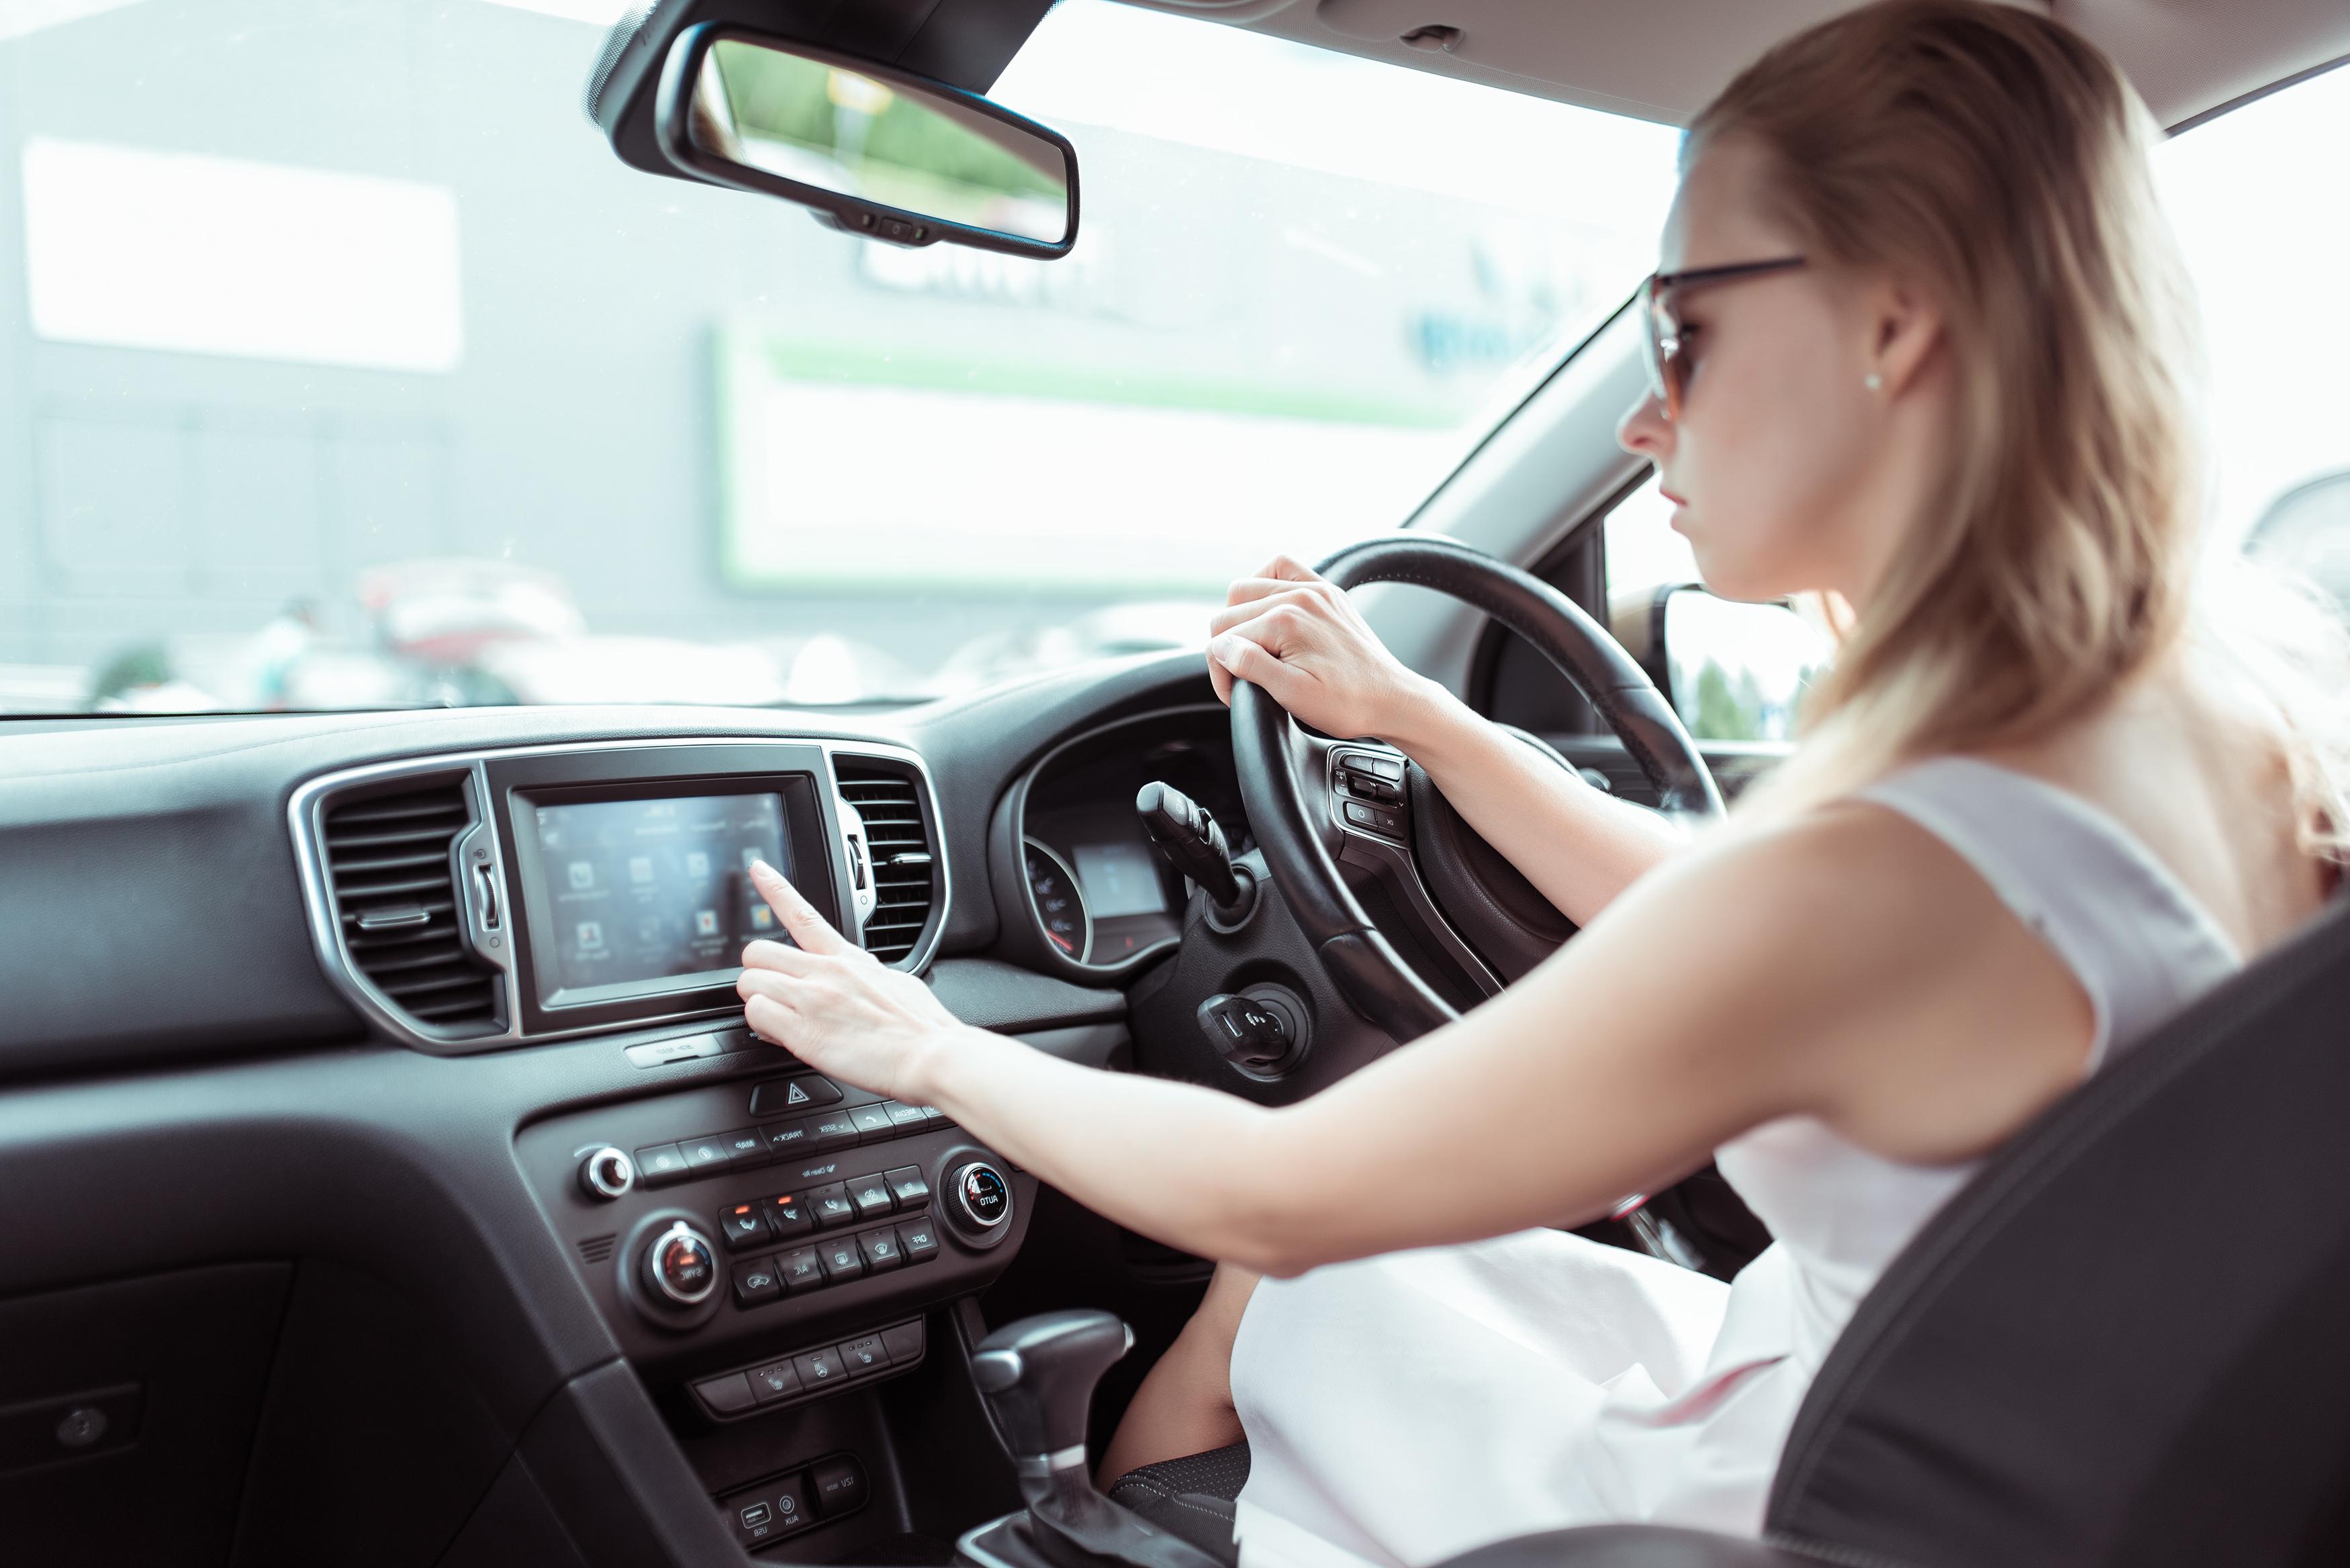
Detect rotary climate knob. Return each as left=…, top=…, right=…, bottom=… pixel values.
left=947, top=1160, right=1013, bottom=1237
left=644, top=1220, right=718, bottom=1308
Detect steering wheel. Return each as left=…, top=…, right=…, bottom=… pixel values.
left=1231, top=536, right=1725, bottom=1042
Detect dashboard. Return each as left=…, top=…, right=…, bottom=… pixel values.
left=0, top=652, right=1239, bottom=1565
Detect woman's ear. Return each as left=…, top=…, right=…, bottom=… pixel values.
left=1865, top=275, right=1943, bottom=397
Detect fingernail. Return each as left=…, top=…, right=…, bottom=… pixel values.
left=751, top=859, right=774, bottom=877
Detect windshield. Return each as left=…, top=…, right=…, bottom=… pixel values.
left=0, top=0, right=1677, bottom=714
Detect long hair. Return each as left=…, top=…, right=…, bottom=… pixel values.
left=1694, top=0, right=2349, bottom=856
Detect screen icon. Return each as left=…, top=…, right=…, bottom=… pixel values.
left=576, top=921, right=604, bottom=950
left=695, top=909, right=719, bottom=936
left=741, top=846, right=761, bottom=871
left=628, top=855, right=654, bottom=884
left=686, top=851, right=710, bottom=879
left=568, top=861, right=595, bottom=890
left=750, top=905, right=774, bottom=931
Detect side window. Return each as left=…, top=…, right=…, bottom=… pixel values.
left=2159, top=64, right=2350, bottom=614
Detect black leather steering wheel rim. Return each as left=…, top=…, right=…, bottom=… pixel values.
left=1231, top=534, right=1725, bottom=1042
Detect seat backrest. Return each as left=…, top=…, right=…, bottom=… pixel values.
left=1765, top=893, right=2350, bottom=1568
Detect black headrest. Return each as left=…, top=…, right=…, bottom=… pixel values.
left=1767, top=892, right=2350, bottom=1566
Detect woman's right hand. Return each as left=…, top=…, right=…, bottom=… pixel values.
left=1207, top=554, right=1442, bottom=744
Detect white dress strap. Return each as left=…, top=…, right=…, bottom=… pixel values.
left=1858, top=756, right=2243, bottom=1067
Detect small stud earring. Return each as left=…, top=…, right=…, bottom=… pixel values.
left=1865, top=372, right=1884, bottom=392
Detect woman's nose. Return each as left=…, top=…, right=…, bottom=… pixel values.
left=1617, top=391, right=1671, bottom=458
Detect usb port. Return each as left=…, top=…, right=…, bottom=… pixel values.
left=739, top=1502, right=773, bottom=1530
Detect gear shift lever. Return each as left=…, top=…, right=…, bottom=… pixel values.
left=963, top=1311, right=1227, bottom=1568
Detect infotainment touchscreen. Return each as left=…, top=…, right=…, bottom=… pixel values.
left=529, top=792, right=794, bottom=999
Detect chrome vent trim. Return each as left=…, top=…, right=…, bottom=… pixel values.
left=321, top=776, right=503, bottom=1034
left=828, top=746, right=947, bottom=971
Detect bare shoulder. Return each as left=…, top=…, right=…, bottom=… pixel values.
left=1573, top=797, right=2097, bottom=1162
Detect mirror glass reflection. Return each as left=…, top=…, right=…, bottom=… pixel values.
left=1662, top=589, right=1833, bottom=742
left=688, top=39, right=1072, bottom=244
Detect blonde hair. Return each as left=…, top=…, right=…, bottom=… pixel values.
left=1693, top=0, right=2349, bottom=857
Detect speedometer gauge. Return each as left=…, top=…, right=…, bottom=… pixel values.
left=1023, top=838, right=1092, bottom=963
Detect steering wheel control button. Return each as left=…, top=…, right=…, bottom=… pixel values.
left=898, top=1220, right=941, bottom=1261
left=859, top=1229, right=905, bottom=1273
left=848, top=1104, right=897, bottom=1139
left=645, top=1221, right=718, bottom=1307
left=747, top=1360, right=802, bottom=1404
left=818, top=1237, right=867, bottom=1281
left=848, top=1173, right=896, bottom=1219
left=749, top=1075, right=843, bottom=1116
left=775, top=1246, right=824, bottom=1292
left=718, top=1204, right=769, bottom=1252
left=794, top=1348, right=845, bottom=1389
left=731, top=1257, right=782, bottom=1308
left=632, top=1142, right=690, bottom=1186
left=884, top=1165, right=931, bottom=1206
left=1342, top=798, right=1404, bottom=836
left=696, top=1372, right=757, bottom=1416
left=577, top=1146, right=635, bottom=1202
left=948, top=1161, right=1013, bottom=1236
left=763, top=1193, right=813, bottom=1238
left=807, top=1183, right=856, bottom=1227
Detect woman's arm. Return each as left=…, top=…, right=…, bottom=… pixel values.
left=1204, top=555, right=1681, bottom=925
left=735, top=806, right=2095, bottom=1276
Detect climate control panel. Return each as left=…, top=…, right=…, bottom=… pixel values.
left=516, top=1062, right=1035, bottom=1376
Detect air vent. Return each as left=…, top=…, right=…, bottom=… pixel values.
left=322, top=778, right=501, bottom=1032
left=836, top=761, right=941, bottom=965
left=578, top=1234, right=617, bottom=1266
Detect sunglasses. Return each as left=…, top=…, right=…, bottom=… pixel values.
left=1639, top=256, right=1808, bottom=420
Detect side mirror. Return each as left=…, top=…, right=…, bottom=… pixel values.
left=652, top=24, right=1077, bottom=257
left=1650, top=585, right=1831, bottom=743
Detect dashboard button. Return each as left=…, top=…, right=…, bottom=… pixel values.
left=898, top=1220, right=939, bottom=1261
left=746, top=1360, right=800, bottom=1403
left=794, top=1347, right=845, bottom=1390
left=882, top=1320, right=925, bottom=1363
left=749, top=1075, right=844, bottom=1115
left=848, top=1104, right=896, bottom=1139
left=679, top=1134, right=735, bottom=1174
left=884, top=1101, right=929, bottom=1130
left=770, top=1473, right=812, bottom=1532
left=884, top=1166, right=931, bottom=1206
left=838, top=1333, right=888, bottom=1376
left=763, top=1193, right=813, bottom=1238
left=696, top=1372, right=757, bottom=1416
left=731, top=1257, right=782, bottom=1307
left=761, top=1120, right=812, bottom=1157
left=633, top=1143, right=689, bottom=1185
left=719, top=1127, right=767, bottom=1165
left=817, top=1235, right=866, bottom=1281
left=717, top=1203, right=769, bottom=1252
left=807, top=1183, right=856, bottom=1228
left=807, top=1112, right=862, bottom=1151
left=859, top=1229, right=904, bottom=1273
left=847, top=1173, right=895, bottom=1220
left=776, top=1246, right=825, bottom=1292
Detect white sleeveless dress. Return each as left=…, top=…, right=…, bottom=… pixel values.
left=1227, top=758, right=2246, bottom=1568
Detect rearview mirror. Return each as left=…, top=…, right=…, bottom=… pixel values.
left=655, top=26, right=1077, bottom=257
left=1657, top=586, right=1832, bottom=742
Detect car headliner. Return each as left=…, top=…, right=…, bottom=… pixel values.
left=1114, top=0, right=2350, bottom=134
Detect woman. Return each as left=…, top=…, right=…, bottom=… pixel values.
left=735, top=2, right=2348, bottom=1561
